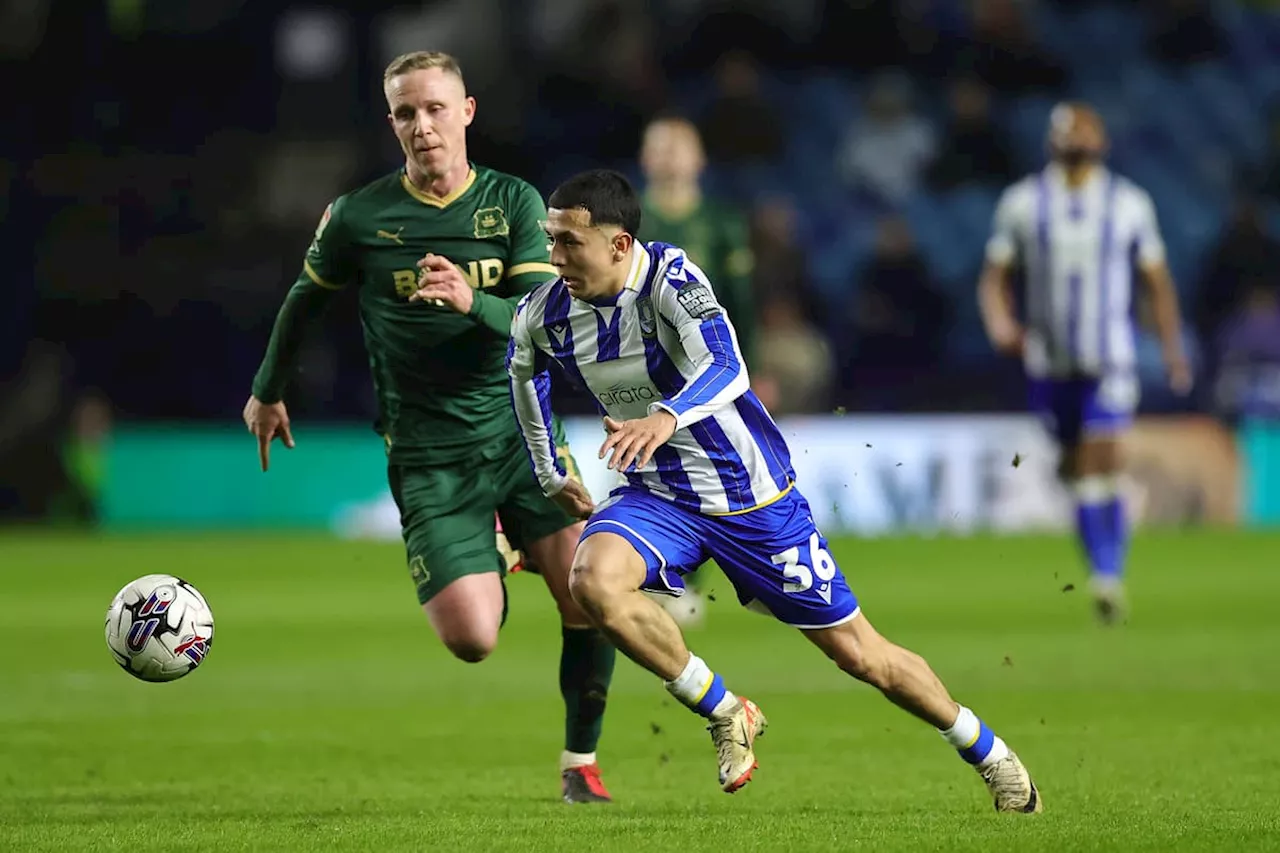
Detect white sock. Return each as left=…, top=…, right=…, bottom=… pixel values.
left=665, top=653, right=738, bottom=719
left=939, top=706, right=1009, bottom=768
left=1074, top=474, right=1120, bottom=504
left=560, top=750, right=596, bottom=771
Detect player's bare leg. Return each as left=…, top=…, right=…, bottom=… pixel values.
left=525, top=522, right=618, bottom=804
left=569, top=532, right=766, bottom=793
left=1061, top=434, right=1129, bottom=624
left=421, top=573, right=504, bottom=663
left=803, top=612, right=1042, bottom=813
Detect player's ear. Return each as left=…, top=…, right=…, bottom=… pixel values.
left=612, top=231, right=633, bottom=261
left=462, top=96, right=476, bottom=127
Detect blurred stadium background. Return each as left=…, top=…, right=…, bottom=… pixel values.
left=2, top=0, right=1279, bottom=533
left=4, top=3, right=1280, bottom=849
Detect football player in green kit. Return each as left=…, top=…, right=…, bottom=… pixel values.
left=243, top=51, right=616, bottom=804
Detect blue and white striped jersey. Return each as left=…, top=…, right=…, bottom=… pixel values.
left=986, top=164, right=1166, bottom=378
left=507, top=241, right=795, bottom=515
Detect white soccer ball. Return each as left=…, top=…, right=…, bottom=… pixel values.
left=104, top=574, right=215, bottom=683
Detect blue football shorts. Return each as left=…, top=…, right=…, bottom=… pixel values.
left=1028, top=371, right=1138, bottom=446
left=580, top=485, right=860, bottom=629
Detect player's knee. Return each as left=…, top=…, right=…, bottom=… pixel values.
left=425, top=606, right=499, bottom=663
left=441, top=631, right=497, bottom=663
left=567, top=559, right=609, bottom=614
left=1079, top=438, right=1123, bottom=475
left=567, top=556, right=630, bottom=625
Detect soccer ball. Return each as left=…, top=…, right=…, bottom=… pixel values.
left=104, top=574, right=215, bottom=683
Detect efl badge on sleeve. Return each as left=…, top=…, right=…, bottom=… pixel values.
left=309, top=202, right=333, bottom=253
left=675, top=280, right=721, bottom=321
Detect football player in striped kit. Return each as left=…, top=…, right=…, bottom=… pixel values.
left=507, top=169, right=1043, bottom=812
left=978, top=103, right=1192, bottom=623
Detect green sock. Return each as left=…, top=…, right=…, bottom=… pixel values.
left=560, top=626, right=616, bottom=754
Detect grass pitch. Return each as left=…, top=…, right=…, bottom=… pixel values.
left=2, top=530, right=1278, bottom=851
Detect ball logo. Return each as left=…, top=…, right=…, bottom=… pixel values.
left=126, top=618, right=161, bottom=654
left=175, top=633, right=211, bottom=665
left=137, top=585, right=176, bottom=617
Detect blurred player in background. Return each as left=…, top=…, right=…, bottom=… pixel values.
left=510, top=169, right=1043, bottom=812
left=978, top=103, right=1191, bottom=623
left=244, top=51, right=617, bottom=803
left=639, top=116, right=756, bottom=362
left=637, top=115, right=756, bottom=628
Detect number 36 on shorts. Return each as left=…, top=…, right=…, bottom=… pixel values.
left=772, top=533, right=838, bottom=604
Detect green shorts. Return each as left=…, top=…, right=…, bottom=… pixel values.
left=388, top=432, right=583, bottom=604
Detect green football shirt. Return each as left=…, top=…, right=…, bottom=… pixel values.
left=252, top=164, right=558, bottom=465
left=640, top=196, right=756, bottom=363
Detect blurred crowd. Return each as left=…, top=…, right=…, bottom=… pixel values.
left=3, top=0, right=1280, bottom=520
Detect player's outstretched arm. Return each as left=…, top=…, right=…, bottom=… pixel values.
left=648, top=263, right=750, bottom=431
left=245, top=280, right=338, bottom=472
left=247, top=198, right=353, bottom=471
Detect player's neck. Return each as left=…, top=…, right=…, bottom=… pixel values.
left=1060, top=163, right=1099, bottom=189
left=647, top=183, right=701, bottom=219
left=406, top=157, right=471, bottom=199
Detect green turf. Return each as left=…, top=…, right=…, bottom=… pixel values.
left=2, top=530, right=1278, bottom=852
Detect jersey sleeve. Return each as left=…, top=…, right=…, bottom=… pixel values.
left=302, top=196, right=357, bottom=290
left=506, top=294, right=567, bottom=496
left=985, top=184, right=1025, bottom=268
left=648, top=253, right=751, bottom=431
left=1131, top=187, right=1168, bottom=268
left=250, top=198, right=353, bottom=403
left=467, top=181, right=558, bottom=335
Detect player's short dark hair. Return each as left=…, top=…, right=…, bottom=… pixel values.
left=548, top=169, right=642, bottom=236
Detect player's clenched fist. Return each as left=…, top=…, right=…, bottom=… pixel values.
left=411, top=253, right=474, bottom=314
left=551, top=478, right=595, bottom=520
left=242, top=395, right=294, bottom=472
left=599, top=410, right=678, bottom=473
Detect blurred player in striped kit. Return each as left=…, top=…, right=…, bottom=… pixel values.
left=978, top=103, right=1192, bottom=623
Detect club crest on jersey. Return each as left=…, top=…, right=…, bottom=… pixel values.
left=473, top=207, right=509, bottom=238
left=409, top=555, right=430, bottom=585
left=636, top=296, right=657, bottom=338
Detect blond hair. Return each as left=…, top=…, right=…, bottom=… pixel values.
left=383, top=51, right=465, bottom=88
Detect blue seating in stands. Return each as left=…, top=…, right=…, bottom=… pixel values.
left=540, top=1, right=1275, bottom=369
